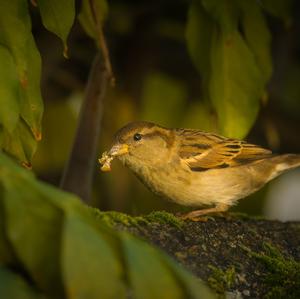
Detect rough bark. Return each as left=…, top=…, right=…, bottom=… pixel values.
left=95, top=211, right=300, bottom=298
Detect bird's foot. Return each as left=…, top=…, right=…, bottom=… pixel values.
left=177, top=212, right=215, bottom=222
left=178, top=204, right=230, bottom=222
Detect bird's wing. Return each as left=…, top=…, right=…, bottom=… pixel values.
left=177, top=129, right=272, bottom=171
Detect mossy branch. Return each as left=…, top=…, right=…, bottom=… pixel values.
left=90, top=209, right=300, bottom=298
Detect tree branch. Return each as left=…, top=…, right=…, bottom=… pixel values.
left=95, top=211, right=300, bottom=298
left=60, top=54, right=109, bottom=202
left=88, top=0, right=115, bottom=86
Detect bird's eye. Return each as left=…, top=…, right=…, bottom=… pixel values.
left=133, top=133, right=142, bottom=141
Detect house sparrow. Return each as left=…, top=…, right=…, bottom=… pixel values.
left=99, top=121, right=300, bottom=220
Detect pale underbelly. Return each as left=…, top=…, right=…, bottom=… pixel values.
left=140, top=166, right=264, bottom=207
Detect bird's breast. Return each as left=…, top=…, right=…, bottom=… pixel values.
left=129, top=161, right=202, bottom=206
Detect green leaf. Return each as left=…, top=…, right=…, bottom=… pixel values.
left=38, top=0, right=75, bottom=55
left=1, top=173, right=64, bottom=296
left=140, top=72, right=187, bottom=127
left=121, top=233, right=214, bottom=299
left=62, top=212, right=126, bottom=299
left=0, top=153, right=215, bottom=298
left=0, top=200, right=15, bottom=266
left=0, top=46, right=20, bottom=133
left=121, top=233, right=184, bottom=299
left=1, top=120, right=37, bottom=166
left=186, top=0, right=273, bottom=138
left=201, top=0, right=239, bottom=34
left=0, top=1, right=42, bottom=136
left=0, top=267, right=42, bottom=299
left=238, top=1, right=272, bottom=82
left=185, top=0, right=216, bottom=105
left=0, top=0, right=43, bottom=163
left=209, top=30, right=263, bottom=138
left=18, top=35, right=43, bottom=141
left=78, top=0, right=108, bottom=39
left=186, top=1, right=214, bottom=75
left=163, top=258, right=215, bottom=299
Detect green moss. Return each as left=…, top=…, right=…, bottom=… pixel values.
left=89, top=208, right=145, bottom=227
left=89, top=208, right=184, bottom=229
left=207, top=265, right=236, bottom=295
left=143, top=211, right=184, bottom=229
left=244, top=243, right=300, bottom=299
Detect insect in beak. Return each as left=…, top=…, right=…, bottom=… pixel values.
left=99, top=143, right=129, bottom=172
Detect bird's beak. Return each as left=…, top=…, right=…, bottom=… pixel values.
left=109, top=143, right=129, bottom=157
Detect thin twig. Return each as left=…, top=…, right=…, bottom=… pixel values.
left=30, top=0, right=37, bottom=7
left=88, top=0, right=115, bottom=86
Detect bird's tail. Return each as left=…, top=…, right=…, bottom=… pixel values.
left=271, top=154, right=300, bottom=177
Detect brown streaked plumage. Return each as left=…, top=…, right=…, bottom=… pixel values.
left=99, top=121, right=300, bottom=220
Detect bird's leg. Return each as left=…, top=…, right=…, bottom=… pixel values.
left=180, top=203, right=230, bottom=221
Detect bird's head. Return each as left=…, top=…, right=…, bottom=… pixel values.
left=99, top=121, right=175, bottom=171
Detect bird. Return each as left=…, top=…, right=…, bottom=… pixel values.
left=99, top=121, right=300, bottom=220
